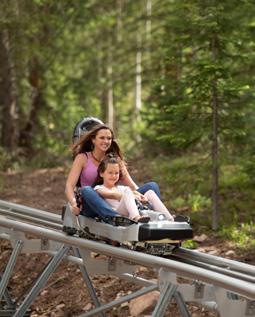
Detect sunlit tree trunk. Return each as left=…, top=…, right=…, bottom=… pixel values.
left=211, top=34, right=220, bottom=230
left=106, top=46, right=114, bottom=129
left=116, top=0, right=123, bottom=43
left=107, top=66, right=114, bottom=129
left=134, top=31, right=142, bottom=118
left=100, top=43, right=114, bottom=130
left=0, top=30, right=19, bottom=153
left=145, top=0, right=152, bottom=65
left=101, top=88, right=108, bottom=125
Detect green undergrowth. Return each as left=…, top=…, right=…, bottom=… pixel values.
left=216, top=222, right=255, bottom=249
left=133, top=152, right=255, bottom=251
left=0, top=146, right=70, bottom=172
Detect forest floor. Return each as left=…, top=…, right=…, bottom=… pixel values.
left=0, top=165, right=254, bottom=317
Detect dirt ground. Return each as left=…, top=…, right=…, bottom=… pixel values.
left=0, top=167, right=254, bottom=317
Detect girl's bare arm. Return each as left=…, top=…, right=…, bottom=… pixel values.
left=95, top=188, right=122, bottom=201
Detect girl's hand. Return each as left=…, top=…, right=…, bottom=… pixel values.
left=133, top=191, right=148, bottom=204
left=139, top=194, right=148, bottom=204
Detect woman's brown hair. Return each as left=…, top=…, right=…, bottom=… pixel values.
left=72, top=124, right=123, bottom=160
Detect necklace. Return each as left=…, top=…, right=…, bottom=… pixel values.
left=91, top=151, right=102, bottom=163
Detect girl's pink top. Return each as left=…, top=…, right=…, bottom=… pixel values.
left=80, top=152, right=98, bottom=187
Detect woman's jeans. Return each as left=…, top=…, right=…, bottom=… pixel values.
left=137, top=181, right=160, bottom=198
left=80, top=181, right=160, bottom=219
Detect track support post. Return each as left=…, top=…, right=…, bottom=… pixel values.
left=14, top=244, right=70, bottom=317
left=0, top=240, right=24, bottom=301
left=74, top=247, right=106, bottom=317
left=152, top=282, right=177, bottom=317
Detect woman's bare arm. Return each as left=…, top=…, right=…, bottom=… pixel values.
left=121, top=165, right=138, bottom=190
left=65, top=153, right=87, bottom=214
left=120, top=165, right=148, bottom=202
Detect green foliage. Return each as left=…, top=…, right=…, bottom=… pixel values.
left=0, top=147, right=30, bottom=172
left=217, top=222, right=255, bottom=249
left=142, top=0, right=254, bottom=154
left=171, top=197, right=186, bottom=210
left=242, top=153, right=255, bottom=184
left=187, top=193, right=211, bottom=212
left=0, top=147, right=12, bottom=171
left=0, top=0, right=255, bottom=246
left=182, top=240, right=199, bottom=250
left=220, top=164, right=250, bottom=188
left=139, top=152, right=254, bottom=232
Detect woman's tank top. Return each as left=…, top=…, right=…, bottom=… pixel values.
left=80, top=152, right=98, bottom=187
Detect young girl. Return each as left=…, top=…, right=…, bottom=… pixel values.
left=94, top=155, right=174, bottom=223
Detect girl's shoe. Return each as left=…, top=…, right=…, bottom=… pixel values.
left=133, top=215, right=150, bottom=223
left=174, top=215, right=190, bottom=223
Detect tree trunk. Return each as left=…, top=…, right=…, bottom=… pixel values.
left=211, top=35, right=220, bottom=230
left=18, top=58, right=45, bottom=154
left=0, top=30, right=19, bottom=153
left=106, top=47, right=114, bottom=129
left=100, top=45, right=114, bottom=130
left=134, top=31, right=142, bottom=118
left=145, top=0, right=152, bottom=65
left=100, top=87, right=108, bottom=126
left=116, top=0, right=123, bottom=43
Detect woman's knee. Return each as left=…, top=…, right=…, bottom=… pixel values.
left=146, top=182, right=160, bottom=197
left=147, top=181, right=159, bottom=190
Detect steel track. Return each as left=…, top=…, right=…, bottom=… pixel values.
left=0, top=199, right=254, bottom=297
left=0, top=199, right=254, bottom=317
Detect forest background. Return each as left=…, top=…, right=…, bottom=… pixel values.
left=0, top=0, right=254, bottom=251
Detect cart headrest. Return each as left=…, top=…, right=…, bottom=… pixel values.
left=73, top=117, right=103, bottom=143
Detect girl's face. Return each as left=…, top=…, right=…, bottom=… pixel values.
left=92, top=129, right=112, bottom=152
left=100, top=163, right=120, bottom=187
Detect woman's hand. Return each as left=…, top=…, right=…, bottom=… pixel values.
left=70, top=200, right=80, bottom=215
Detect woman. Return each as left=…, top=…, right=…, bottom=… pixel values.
left=65, top=124, right=160, bottom=219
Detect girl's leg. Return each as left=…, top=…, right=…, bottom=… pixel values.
left=80, top=186, right=118, bottom=218
left=137, top=181, right=160, bottom=198
left=144, top=190, right=174, bottom=221
left=116, top=189, right=140, bottom=219
left=116, top=188, right=150, bottom=222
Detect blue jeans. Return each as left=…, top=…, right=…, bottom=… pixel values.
left=136, top=181, right=160, bottom=199
left=80, top=181, right=160, bottom=218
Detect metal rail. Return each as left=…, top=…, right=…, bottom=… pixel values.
left=0, top=207, right=62, bottom=229
left=172, top=247, right=255, bottom=276
left=0, top=199, right=254, bottom=282
left=0, top=199, right=254, bottom=317
left=0, top=199, right=62, bottom=224
left=0, top=216, right=254, bottom=299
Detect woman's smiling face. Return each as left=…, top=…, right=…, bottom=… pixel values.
left=92, top=129, right=113, bottom=152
